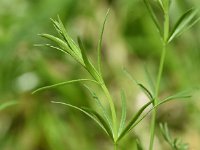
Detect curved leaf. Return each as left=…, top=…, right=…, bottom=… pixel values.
left=83, top=85, right=113, bottom=133
left=117, top=100, right=153, bottom=141
left=168, top=8, right=199, bottom=43
left=51, top=101, right=113, bottom=139
left=118, top=90, right=127, bottom=136
left=97, top=9, right=110, bottom=75
left=123, top=68, right=153, bottom=100
left=0, top=101, right=18, bottom=111
left=32, top=79, right=99, bottom=94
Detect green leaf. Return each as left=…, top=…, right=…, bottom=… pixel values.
left=77, top=37, right=100, bottom=81
left=81, top=107, right=114, bottom=140
left=39, top=33, right=84, bottom=66
left=51, top=17, right=82, bottom=59
left=118, top=90, right=127, bottom=136
left=162, top=90, right=192, bottom=102
left=83, top=85, right=113, bottom=133
left=142, top=0, right=162, bottom=36
left=117, top=100, right=153, bottom=141
left=159, top=123, right=172, bottom=144
left=168, top=8, right=199, bottom=43
left=136, top=139, right=144, bottom=150
left=157, top=0, right=164, bottom=11
left=129, top=95, right=188, bottom=133
left=32, top=79, right=99, bottom=94
left=51, top=101, right=113, bottom=139
left=138, top=83, right=154, bottom=100
left=123, top=68, right=153, bottom=100
left=144, top=65, right=155, bottom=96
left=118, top=93, right=188, bottom=142
left=0, top=101, right=17, bottom=111
left=34, top=44, right=69, bottom=55
left=160, top=123, right=189, bottom=150
left=97, top=9, right=110, bottom=75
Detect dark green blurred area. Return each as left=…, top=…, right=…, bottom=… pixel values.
left=0, top=0, right=200, bottom=149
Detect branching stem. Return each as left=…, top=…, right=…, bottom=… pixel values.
left=149, top=5, right=169, bottom=150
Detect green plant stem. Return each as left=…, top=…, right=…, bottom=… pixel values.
left=149, top=45, right=167, bottom=150
left=101, top=83, right=118, bottom=142
left=149, top=7, right=169, bottom=150
left=114, top=143, right=117, bottom=150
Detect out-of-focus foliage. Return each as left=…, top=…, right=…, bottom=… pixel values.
left=0, top=0, right=200, bottom=150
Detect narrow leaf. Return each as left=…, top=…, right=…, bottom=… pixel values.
left=117, top=100, right=153, bottom=141
left=81, top=107, right=114, bottom=140
left=118, top=90, right=127, bottom=136
left=39, top=33, right=84, bottom=66
left=168, top=8, right=199, bottom=42
left=142, top=0, right=162, bottom=35
left=51, top=101, right=113, bottom=139
left=144, top=65, right=155, bottom=96
left=32, top=79, right=99, bottom=94
left=0, top=101, right=17, bottom=111
left=162, top=90, right=192, bottom=102
left=123, top=68, right=153, bottom=100
left=77, top=37, right=100, bottom=81
left=97, top=9, right=110, bottom=75
left=136, top=139, right=144, bottom=150
left=83, top=85, right=113, bottom=133
left=138, top=83, right=154, bottom=100
left=51, top=17, right=82, bottom=59
left=127, top=95, right=189, bottom=134
left=35, top=44, right=69, bottom=55
left=159, top=123, right=172, bottom=144
left=158, top=0, right=164, bottom=11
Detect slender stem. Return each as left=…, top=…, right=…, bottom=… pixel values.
left=101, top=83, right=118, bottom=142
left=149, top=44, right=167, bottom=150
left=114, top=143, right=118, bottom=150
left=149, top=5, right=169, bottom=150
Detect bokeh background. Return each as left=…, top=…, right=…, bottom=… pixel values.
left=0, top=0, right=200, bottom=149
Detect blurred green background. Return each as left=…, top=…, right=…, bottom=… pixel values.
left=0, top=0, right=200, bottom=149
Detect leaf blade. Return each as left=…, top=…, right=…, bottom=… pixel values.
left=168, top=8, right=199, bottom=42
left=142, top=0, right=162, bottom=36
left=118, top=90, right=127, bottom=136
left=118, top=100, right=153, bottom=141
left=0, top=101, right=18, bottom=111
left=83, top=85, right=113, bottom=133
left=97, top=9, right=110, bottom=75
left=51, top=101, right=113, bottom=139
left=32, top=79, right=99, bottom=94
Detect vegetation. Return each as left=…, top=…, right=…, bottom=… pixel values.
left=0, top=0, right=200, bottom=149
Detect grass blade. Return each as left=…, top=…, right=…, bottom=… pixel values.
left=51, top=101, right=113, bottom=139
left=118, top=90, right=127, bottom=136
left=97, top=9, right=110, bottom=75
left=0, top=101, right=18, bottom=111
left=32, top=79, right=99, bottom=94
